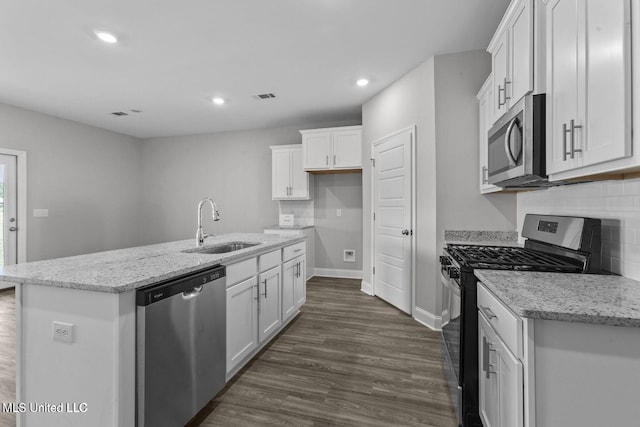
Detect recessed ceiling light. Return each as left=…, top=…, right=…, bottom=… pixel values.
left=212, top=97, right=225, bottom=105
left=356, top=78, right=369, bottom=87
left=95, top=30, right=118, bottom=44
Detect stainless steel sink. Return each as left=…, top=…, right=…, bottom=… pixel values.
left=186, top=241, right=260, bottom=255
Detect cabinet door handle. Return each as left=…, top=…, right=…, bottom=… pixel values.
left=481, top=166, right=488, bottom=184
left=503, top=77, right=511, bottom=102
left=569, top=119, right=582, bottom=158
left=498, top=84, right=504, bottom=107
left=262, top=279, right=268, bottom=298
left=326, top=155, right=329, bottom=166
left=479, top=305, right=497, bottom=320
left=254, top=284, right=259, bottom=301
left=333, top=154, right=336, bottom=165
left=562, top=123, right=570, bottom=161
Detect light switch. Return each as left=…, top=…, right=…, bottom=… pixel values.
left=336, top=209, right=342, bottom=217
left=33, top=209, right=49, bottom=217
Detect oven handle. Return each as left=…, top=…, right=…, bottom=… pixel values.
left=504, top=118, right=519, bottom=166
left=441, top=272, right=460, bottom=296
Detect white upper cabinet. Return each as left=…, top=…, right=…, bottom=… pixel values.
left=488, top=0, right=534, bottom=121
left=546, top=0, right=632, bottom=178
left=270, top=145, right=311, bottom=200
left=477, top=75, right=502, bottom=194
left=300, top=125, right=362, bottom=171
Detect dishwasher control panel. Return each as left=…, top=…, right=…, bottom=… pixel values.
left=136, top=265, right=226, bottom=306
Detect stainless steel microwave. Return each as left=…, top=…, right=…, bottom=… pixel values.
left=487, top=93, right=547, bottom=188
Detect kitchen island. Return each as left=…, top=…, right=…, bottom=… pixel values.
left=0, top=233, right=305, bottom=427
left=475, top=270, right=640, bottom=427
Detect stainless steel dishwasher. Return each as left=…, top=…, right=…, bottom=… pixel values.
left=136, top=265, right=226, bottom=427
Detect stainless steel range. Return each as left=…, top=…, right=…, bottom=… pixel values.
left=440, top=214, right=602, bottom=426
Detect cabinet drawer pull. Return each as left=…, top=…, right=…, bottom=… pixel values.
left=293, top=248, right=302, bottom=253
left=479, top=305, right=497, bottom=320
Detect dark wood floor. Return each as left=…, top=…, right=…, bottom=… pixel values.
left=0, top=279, right=456, bottom=427
left=193, top=277, right=457, bottom=427
left=0, top=287, right=16, bottom=427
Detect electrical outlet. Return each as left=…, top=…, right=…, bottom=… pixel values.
left=53, top=321, right=75, bottom=343
left=344, top=249, right=356, bottom=262
left=337, top=209, right=342, bottom=217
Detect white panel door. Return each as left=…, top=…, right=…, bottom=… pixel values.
left=226, top=276, right=258, bottom=374
left=0, top=154, right=17, bottom=268
left=258, top=267, right=282, bottom=342
left=294, top=256, right=306, bottom=308
left=581, top=0, right=631, bottom=167
left=289, top=146, right=308, bottom=198
left=303, top=133, right=332, bottom=169
left=546, top=0, right=580, bottom=173
left=492, top=31, right=509, bottom=119
left=282, top=258, right=297, bottom=320
left=373, top=129, right=412, bottom=314
left=509, top=0, right=532, bottom=104
left=271, top=148, right=291, bottom=199
left=333, top=130, right=362, bottom=168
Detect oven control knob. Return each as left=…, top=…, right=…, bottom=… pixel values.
left=439, top=256, right=451, bottom=266
left=448, top=267, right=460, bottom=279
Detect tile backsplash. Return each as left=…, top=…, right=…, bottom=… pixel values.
left=517, top=178, right=640, bottom=280
left=278, top=200, right=314, bottom=226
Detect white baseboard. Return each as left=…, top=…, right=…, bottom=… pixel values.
left=360, top=280, right=373, bottom=295
left=413, top=306, right=444, bottom=331
left=441, top=309, right=450, bottom=327
left=314, top=268, right=363, bottom=279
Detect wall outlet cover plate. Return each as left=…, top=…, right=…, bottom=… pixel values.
left=279, top=214, right=294, bottom=227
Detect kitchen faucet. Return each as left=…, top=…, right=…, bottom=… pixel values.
left=196, top=198, right=220, bottom=247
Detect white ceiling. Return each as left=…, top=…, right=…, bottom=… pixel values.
left=0, top=0, right=509, bottom=139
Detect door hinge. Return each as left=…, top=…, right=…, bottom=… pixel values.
left=373, top=266, right=375, bottom=275
left=370, top=158, right=375, bottom=167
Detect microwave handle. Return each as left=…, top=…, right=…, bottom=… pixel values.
left=504, top=118, right=519, bottom=165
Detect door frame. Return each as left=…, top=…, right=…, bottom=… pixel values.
left=370, top=125, right=416, bottom=315
left=0, top=148, right=27, bottom=263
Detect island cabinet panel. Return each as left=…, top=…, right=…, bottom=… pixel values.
left=226, top=276, right=259, bottom=374
left=18, top=285, right=136, bottom=427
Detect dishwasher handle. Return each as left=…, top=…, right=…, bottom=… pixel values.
left=182, top=285, right=203, bottom=300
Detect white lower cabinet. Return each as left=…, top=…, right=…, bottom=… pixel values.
left=283, top=255, right=306, bottom=321
left=226, top=275, right=259, bottom=374
left=225, top=241, right=306, bottom=378
left=479, top=312, right=524, bottom=427
left=258, top=266, right=282, bottom=342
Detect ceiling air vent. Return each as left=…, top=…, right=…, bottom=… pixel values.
left=254, top=93, right=276, bottom=100
left=111, top=111, right=128, bottom=116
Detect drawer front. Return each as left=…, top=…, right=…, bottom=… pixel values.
left=226, top=257, right=257, bottom=287
left=259, top=250, right=282, bottom=272
left=283, top=242, right=306, bottom=262
left=477, top=283, right=522, bottom=358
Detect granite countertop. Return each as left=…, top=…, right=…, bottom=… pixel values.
left=475, top=270, right=640, bottom=328
left=444, top=230, right=520, bottom=247
left=0, top=233, right=305, bottom=294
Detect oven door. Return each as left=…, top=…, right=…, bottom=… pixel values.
left=441, top=269, right=462, bottom=423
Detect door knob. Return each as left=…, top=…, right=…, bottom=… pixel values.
left=401, top=229, right=410, bottom=235
left=9, top=227, right=17, bottom=232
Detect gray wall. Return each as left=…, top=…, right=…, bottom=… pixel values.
left=362, top=51, right=517, bottom=322
left=0, top=103, right=142, bottom=261
left=362, top=58, right=437, bottom=312
left=433, top=51, right=517, bottom=315
left=313, top=173, right=363, bottom=272
left=138, top=120, right=360, bottom=245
